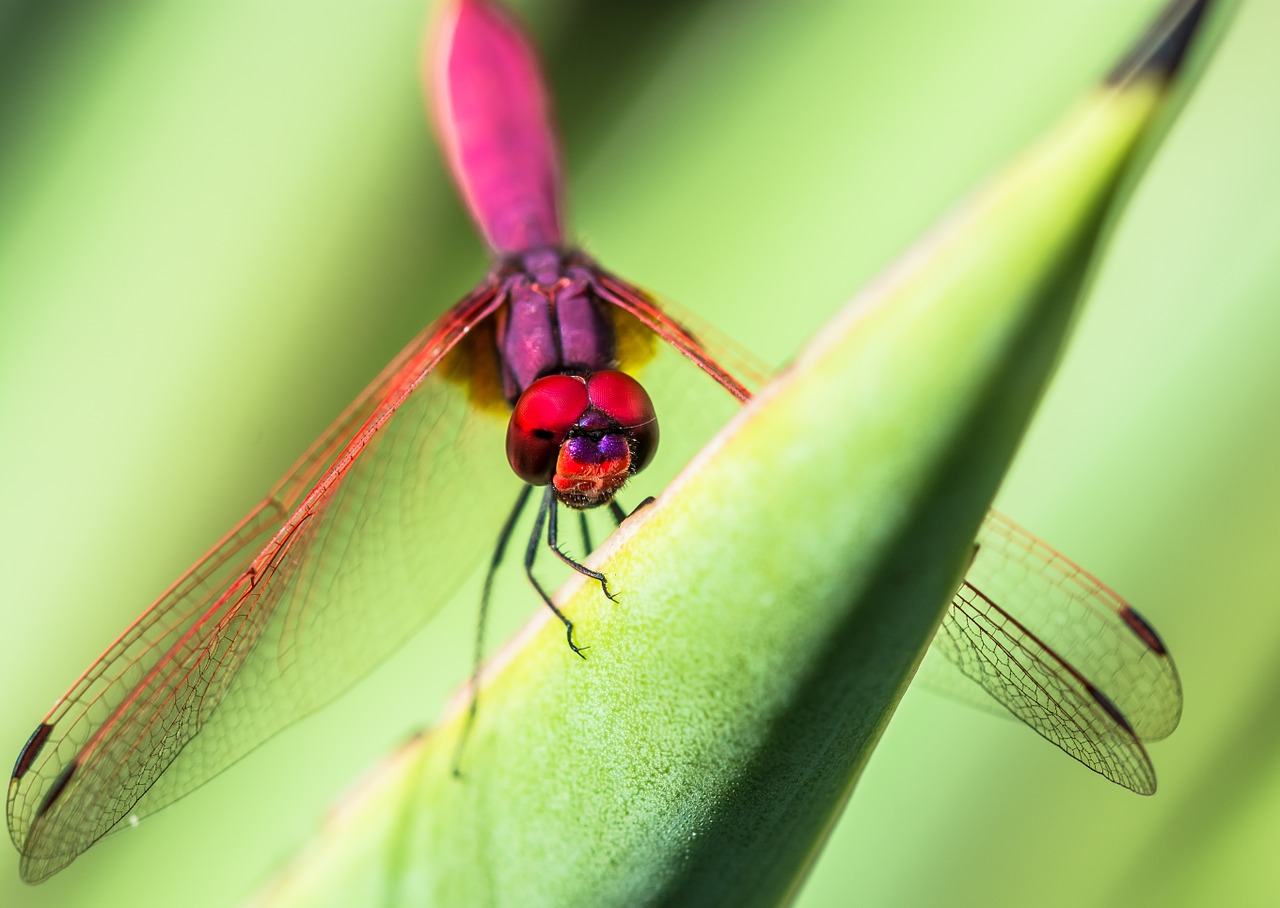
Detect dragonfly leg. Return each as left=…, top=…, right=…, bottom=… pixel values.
left=578, top=509, right=593, bottom=555
left=547, top=491, right=616, bottom=602
left=606, top=494, right=654, bottom=528
left=527, top=488, right=590, bottom=657
left=453, top=484, right=534, bottom=777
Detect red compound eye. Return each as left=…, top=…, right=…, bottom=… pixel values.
left=585, top=371, right=653, bottom=427
left=585, top=370, right=659, bottom=474
left=506, top=374, right=590, bottom=484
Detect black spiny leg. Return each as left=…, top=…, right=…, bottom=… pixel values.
left=611, top=495, right=655, bottom=526
left=526, top=487, right=590, bottom=657
left=578, top=510, right=594, bottom=556
left=547, top=491, right=616, bottom=602
left=453, top=484, right=534, bottom=777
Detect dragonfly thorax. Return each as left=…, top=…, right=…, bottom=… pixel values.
left=496, top=248, right=617, bottom=401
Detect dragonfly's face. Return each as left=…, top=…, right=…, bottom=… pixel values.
left=506, top=370, right=659, bottom=509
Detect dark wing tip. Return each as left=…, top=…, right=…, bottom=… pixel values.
left=12, top=723, right=53, bottom=782
left=1106, top=0, right=1213, bottom=86
left=1083, top=683, right=1161, bottom=795
left=1120, top=604, right=1170, bottom=656
left=1085, top=681, right=1138, bottom=738
left=36, top=760, right=78, bottom=819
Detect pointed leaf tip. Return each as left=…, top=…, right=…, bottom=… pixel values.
left=1107, top=0, right=1213, bottom=86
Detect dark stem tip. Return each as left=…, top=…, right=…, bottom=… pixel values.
left=1106, top=0, right=1212, bottom=86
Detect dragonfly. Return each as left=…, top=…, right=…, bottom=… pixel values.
left=7, top=0, right=1181, bottom=884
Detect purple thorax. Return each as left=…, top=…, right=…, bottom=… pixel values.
left=496, top=250, right=616, bottom=403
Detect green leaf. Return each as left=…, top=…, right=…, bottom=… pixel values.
left=249, top=7, right=1216, bottom=904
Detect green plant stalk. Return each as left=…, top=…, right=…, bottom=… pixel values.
left=248, top=71, right=1168, bottom=907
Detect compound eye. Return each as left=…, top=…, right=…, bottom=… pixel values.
left=585, top=371, right=655, bottom=429
left=586, top=371, right=659, bottom=473
left=506, top=375, right=590, bottom=484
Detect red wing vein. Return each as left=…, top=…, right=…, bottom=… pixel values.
left=939, top=581, right=1156, bottom=794
left=9, top=284, right=505, bottom=882
left=972, top=512, right=1182, bottom=740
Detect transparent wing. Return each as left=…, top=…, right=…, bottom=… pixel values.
left=7, top=283, right=516, bottom=882
left=590, top=266, right=765, bottom=402
left=921, top=511, right=1183, bottom=794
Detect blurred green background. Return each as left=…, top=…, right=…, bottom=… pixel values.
left=1, top=1, right=1276, bottom=906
